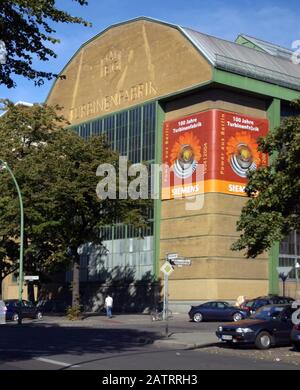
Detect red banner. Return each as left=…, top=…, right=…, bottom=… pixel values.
left=162, top=110, right=269, bottom=199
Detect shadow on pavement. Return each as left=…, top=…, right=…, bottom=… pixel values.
left=0, top=323, right=160, bottom=365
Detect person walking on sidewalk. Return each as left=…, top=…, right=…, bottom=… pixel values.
left=105, top=294, right=113, bottom=318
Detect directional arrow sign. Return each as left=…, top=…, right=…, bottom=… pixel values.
left=24, top=275, right=39, bottom=281
left=171, top=259, right=192, bottom=266
left=167, top=253, right=178, bottom=261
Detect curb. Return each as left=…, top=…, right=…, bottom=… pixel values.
left=153, top=338, right=218, bottom=350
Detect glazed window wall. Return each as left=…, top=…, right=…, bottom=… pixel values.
left=278, top=109, right=300, bottom=282
left=69, top=102, right=156, bottom=282
left=74, top=102, right=156, bottom=162
left=279, top=231, right=300, bottom=281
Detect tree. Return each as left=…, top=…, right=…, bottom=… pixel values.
left=232, top=100, right=300, bottom=258
left=0, top=100, right=66, bottom=298
left=43, top=128, right=150, bottom=308
left=0, top=101, right=150, bottom=306
left=0, top=0, right=91, bottom=88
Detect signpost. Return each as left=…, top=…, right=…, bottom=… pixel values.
left=160, top=261, right=174, bottom=335
left=160, top=254, right=192, bottom=337
left=0, top=160, right=24, bottom=325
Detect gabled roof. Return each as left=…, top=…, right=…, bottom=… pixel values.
left=46, top=16, right=300, bottom=102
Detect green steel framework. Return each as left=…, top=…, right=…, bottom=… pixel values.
left=267, top=99, right=281, bottom=295
left=153, top=103, right=165, bottom=278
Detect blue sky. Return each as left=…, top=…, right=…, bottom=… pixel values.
left=1, top=0, right=300, bottom=103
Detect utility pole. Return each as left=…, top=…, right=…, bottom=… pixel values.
left=0, top=160, right=24, bottom=324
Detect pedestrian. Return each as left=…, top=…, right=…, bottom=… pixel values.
left=105, top=294, right=113, bottom=318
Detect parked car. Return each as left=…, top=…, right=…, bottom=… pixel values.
left=216, top=304, right=296, bottom=350
left=5, top=299, right=43, bottom=322
left=189, top=301, right=248, bottom=323
left=291, top=324, right=300, bottom=351
left=36, top=299, right=68, bottom=314
left=240, top=296, right=294, bottom=316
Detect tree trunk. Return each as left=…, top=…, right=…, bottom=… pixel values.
left=27, top=282, right=35, bottom=303
left=72, top=255, right=80, bottom=308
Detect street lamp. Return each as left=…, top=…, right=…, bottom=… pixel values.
left=0, top=160, right=24, bottom=324
left=277, top=267, right=293, bottom=297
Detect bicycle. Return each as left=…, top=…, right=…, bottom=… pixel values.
left=150, top=308, right=173, bottom=321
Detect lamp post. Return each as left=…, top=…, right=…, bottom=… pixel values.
left=0, top=160, right=24, bottom=324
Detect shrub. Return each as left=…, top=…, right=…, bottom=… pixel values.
left=66, top=305, right=81, bottom=320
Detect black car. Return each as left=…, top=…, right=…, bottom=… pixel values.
left=291, top=323, right=300, bottom=351
left=216, top=304, right=296, bottom=350
left=189, top=301, right=248, bottom=323
left=240, top=295, right=294, bottom=316
left=5, top=299, right=43, bottom=322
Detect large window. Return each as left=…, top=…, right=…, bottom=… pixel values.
left=72, top=102, right=156, bottom=163
left=279, top=231, right=300, bottom=280
left=69, top=102, right=157, bottom=282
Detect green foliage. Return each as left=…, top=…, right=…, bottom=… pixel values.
left=66, top=304, right=82, bottom=321
left=232, top=100, right=300, bottom=258
left=0, top=0, right=91, bottom=88
left=0, top=101, right=150, bottom=302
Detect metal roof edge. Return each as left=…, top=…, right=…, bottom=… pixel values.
left=178, top=26, right=215, bottom=66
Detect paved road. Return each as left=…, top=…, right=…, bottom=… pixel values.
left=0, top=347, right=297, bottom=370
left=0, top=316, right=299, bottom=370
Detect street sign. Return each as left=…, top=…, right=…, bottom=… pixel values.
left=160, top=261, right=174, bottom=276
left=167, top=253, right=178, bottom=261
left=24, top=275, right=39, bottom=281
left=170, top=258, right=192, bottom=266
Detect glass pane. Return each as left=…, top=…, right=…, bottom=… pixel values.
left=103, top=116, right=115, bottom=149
left=142, top=103, right=156, bottom=161
left=279, top=256, right=298, bottom=280
left=116, top=112, right=128, bottom=156
left=280, top=231, right=300, bottom=256
left=128, top=107, right=142, bottom=163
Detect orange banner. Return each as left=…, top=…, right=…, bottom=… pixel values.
left=162, top=110, right=269, bottom=199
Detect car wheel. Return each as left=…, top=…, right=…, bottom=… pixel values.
left=255, top=331, right=272, bottom=350
left=233, top=312, right=243, bottom=322
left=36, top=312, right=43, bottom=320
left=193, top=312, right=203, bottom=323
left=12, top=313, right=19, bottom=322
left=293, top=343, right=300, bottom=352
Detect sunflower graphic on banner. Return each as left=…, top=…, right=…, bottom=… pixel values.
left=162, top=111, right=211, bottom=200
left=170, top=132, right=201, bottom=179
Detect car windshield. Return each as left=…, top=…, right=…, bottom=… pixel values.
left=251, top=306, right=285, bottom=320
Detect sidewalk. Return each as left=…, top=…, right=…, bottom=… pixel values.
left=153, top=332, right=217, bottom=349
left=33, top=313, right=218, bottom=350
